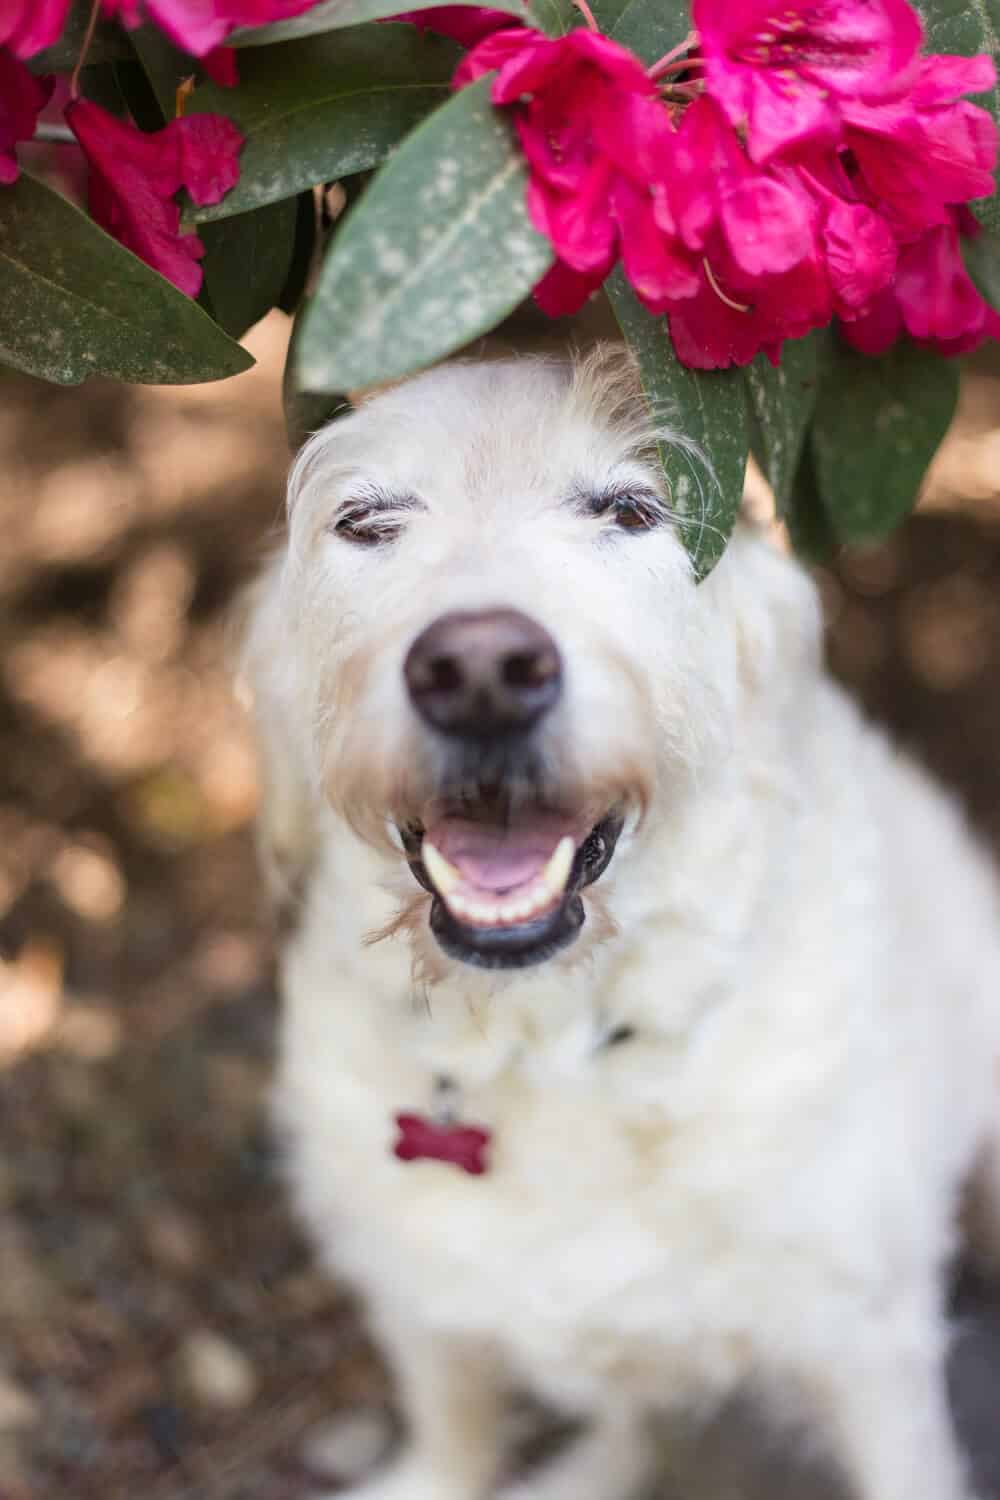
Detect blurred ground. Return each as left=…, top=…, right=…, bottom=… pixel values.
left=1, top=318, right=1000, bottom=1500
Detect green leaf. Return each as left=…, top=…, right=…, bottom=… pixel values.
left=784, top=437, right=839, bottom=564
left=528, top=0, right=582, bottom=34
left=233, top=0, right=534, bottom=46
left=609, top=0, right=691, bottom=65
left=914, top=0, right=1000, bottom=233
left=0, top=173, right=253, bottom=386
left=29, top=0, right=129, bottom=70
left=199, top=199, right=298, bottom=338
left=604, top=270, right=749, bottom=581
left=742, top=332, right=822, bottom=514
left=962, top=225, right=1000, bottom=311
left=809, top=338, right=959, bottom=543
left=278, top=191, right=319, bottom=316
left=187, top=26, right=460, bottom=222
left=296, top=76, right=553, bottom=394
left=284, top=298, right=350, bottom=449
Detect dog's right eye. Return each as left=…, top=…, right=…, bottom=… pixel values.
left=333, top=509, right=404, bottom=547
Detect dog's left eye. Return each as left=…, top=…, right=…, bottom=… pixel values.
left=588, top=492, right=663, bottom=532
left=333, top=509, right=404, bottom=547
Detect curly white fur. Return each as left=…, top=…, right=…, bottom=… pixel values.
left=243, top=351, right=1000, bottom=1500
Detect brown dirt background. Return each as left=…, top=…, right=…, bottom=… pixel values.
left=2, top=317, right=1000, bottom=1499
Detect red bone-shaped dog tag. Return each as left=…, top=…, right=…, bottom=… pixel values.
left=393, top=1112, right=491, bottom=1175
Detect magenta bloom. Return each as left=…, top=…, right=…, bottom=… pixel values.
left=667, top=252, right=831, bottom=369
left=842, top=54, right=998, bottom=235
left=649, top=99, right=831, bottom=368
left=0, top=0, right=70, bottom=59
left=390, top=6, right=515, bottom=46
left=66, top=98, right=243, bottom=296
left=101, top=0, right=321, bottom=57
left=694, top=0, right=923, bottom=162
left=844, top=218, right=1000, bottom=356
left=785, top=156, right=898, bottom=316
left=457, top=27, right=694, bottom=316
left=0, top=48, right=53, bottom=183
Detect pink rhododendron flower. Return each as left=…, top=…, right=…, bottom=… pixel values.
left=101, top=0, right=321, bottom=57
left=66, top=98, right=243, bottom=295
left=694, top=0, right=923, bottom=162
left=0, top=0, right=70, bottom=59
left=786, top=157, right=898, bottom=315
left=0, top=48, right=53, bottom=183
left=390, top=5, right=516, bottom=46
left=821, top=199, right=898, bottom=312
left=844, top=217, right=1000, bottom=355
left=667, top=250, right=831, bottom=368
left=649, top=98, right=831, bottom=367
left=456, top=27, right=694, bottom=315
left=841, top=54, right=998, bottom=235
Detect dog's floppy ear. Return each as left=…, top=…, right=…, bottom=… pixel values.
left=235, top=559, right=318, bottom=926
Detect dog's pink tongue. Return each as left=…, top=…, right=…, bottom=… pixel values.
left=426, top=817, right=575, bottom=894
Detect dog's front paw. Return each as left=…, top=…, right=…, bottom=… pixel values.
left=313, top=1455, right=471, bottom=1500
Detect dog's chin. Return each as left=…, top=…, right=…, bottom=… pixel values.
left=400, top=812, right=623, bottom=971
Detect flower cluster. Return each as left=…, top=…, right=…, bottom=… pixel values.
left=429, top=0, right=999, bottom=367
left=1, top=0, right=997, bottom=367
left=0, top=0, right=273, bottom=292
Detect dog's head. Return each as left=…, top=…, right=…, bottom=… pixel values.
left=245, top=348, right=819, bottom=971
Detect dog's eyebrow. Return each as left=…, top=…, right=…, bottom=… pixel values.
left=337, top=485, right=427, bottom=515
left=567, top=480, right=670, bottom=517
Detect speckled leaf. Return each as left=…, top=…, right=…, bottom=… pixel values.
left=296, top=77, right=553, bottom=394
left=915, top=0, right=1000, bottom=233
left=609, top=0, right=691, bottom=65
left=605, top=270, right=749, bottom=581
left=529, top=0, right=581, bottom=34
left=962, top=225, right=1000, bottom=310
left=0, top=174, right=253, bottom=386
left=742, top=333, right=821, bottom=514
left=233, top=0, right=534, bottom=45
left=809, top=339, right=959, bottom=542
left=284, top=298, right=350, bottom=449
left=187, top=27, right=459, bottom=223
left=200, top=199, right=298, bottom=338
left=784, top=438, right=839, bottom=563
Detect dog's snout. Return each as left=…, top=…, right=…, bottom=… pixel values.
left=404, top=609, right=562, bottom=738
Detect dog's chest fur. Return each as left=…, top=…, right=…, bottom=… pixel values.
left=272, top=725, right=999, bottom=1412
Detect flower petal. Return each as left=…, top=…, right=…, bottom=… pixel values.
left=0, top=48, right=53, bottom=183
left=66, top=98, right=242, bottom=296
left=718, top=173, right=814, bottom=276
left=1, top=0, right=71, bottom=59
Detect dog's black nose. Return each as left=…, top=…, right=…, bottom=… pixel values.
left=404, top=609, right=562, bottom=738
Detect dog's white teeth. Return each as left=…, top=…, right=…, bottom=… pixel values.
left=430, top=837, right=576, bottom=929
left=422, top=840, right=462, bottom=896
left=540, top=836, right=575, bottom=897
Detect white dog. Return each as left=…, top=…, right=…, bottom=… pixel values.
left=243, top=349, right=1000, bottom=1500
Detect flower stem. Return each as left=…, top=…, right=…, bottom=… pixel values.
left=69, top=0, right=102, bottom=100
left=572, top=0, right=600, bottom=32
left=647, top=30, right=697, bottom=81
left=702, top=258, right=752, bottom=314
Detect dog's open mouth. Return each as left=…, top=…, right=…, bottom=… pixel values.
left=400, top=806, right=623, bottom=969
